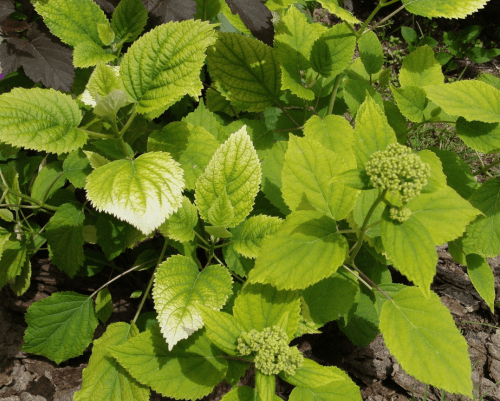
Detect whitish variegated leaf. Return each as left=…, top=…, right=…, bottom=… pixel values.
left=153, top=255, right=232, bottom=350
left=85, top=152, right=184, bottom=235
left=195, top=126, right=261, bottom=228
left=380, top=287, right=472, bottom=396
left=120, top=20, right=217, bottom=118
left=0, top=88, right=86, bottom=154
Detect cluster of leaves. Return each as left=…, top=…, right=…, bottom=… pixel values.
left=0, top=0, right=499, bottom=400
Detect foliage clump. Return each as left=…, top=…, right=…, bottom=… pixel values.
left=236, top=326, right=303, bottom=376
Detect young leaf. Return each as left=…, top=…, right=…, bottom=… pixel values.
left=0, top=88, right=86, bottom=154
left=206, top=225, right=233, bottom=238
left=425, top=80, right=500, bottom=123
left=45, top=202, right=85, bottom=278
left=255, top=371, right=276, bottom=401
left=35, top=0, right=110, bottom=47
left=456, top=118, right=500, bottom=153
left=159, top=196, right=198, bottom=243
left=143, top=0, right=197, bottom=25
left=402, top=0, right=489, bottom=19
left=195, top=126, right=261, bottom=228
left=63, top=150, right=92, bottom=189
left=73, top=41, right=117, bottom=68
left=282, top=135, right=358, bottom=220
left=97, top=23, right=115, bottom=46
left=466, top=254, right=495, bottom=311
left=182, top=100, right=228, bottom=142
left=232, top=215, right=283, bottom=259
left=87, top=64, right=122, bottom=100
left=316, top=0, right=360, bottom=24
left=153, top=255, right=233, bottom=350
left=207, top=32, right=281, bottom=112
left=196, top=305, right=242, bottom=355
left=358, top=31, right=383, bottom=75
left=95, top=213, right=144, bottom=260
left=85, top=152, right=185, bottom=235
left=111, top=0, right=148, bottom=43
left=95, top=288, right=113, bottom=324
left=84, top=151, right=110, bottom=169
left=22, top=291, right=99, bottom=364
left=310, top=23, right=356, bottom=78
left=74, top=322, right=149, bottom=401
left=110, top=326, right=228, bottom=400
left=280, top=358, right=342, bottom=388
left=120, top=19, right=216, bottom=118
left=380, top=287, right=472, bottom=397
left=391, top=85, right=428, bottom=123
left=148, top=121, right=220, bottom=190
left=249, top=211, right=348, bottom=291
left=0, top=240, right=27, bottom=290
left=275, top=5, right=326, bottom=100
left=93, top=90, right=129, bottom=119
left=399, top=45, right=444, bottom=88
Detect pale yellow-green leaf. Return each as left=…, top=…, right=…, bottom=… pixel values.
left=317, top=0, right=360, bottom=24
left=402, top=0, right=489, bottom=19
left=232, top=215, right=283, bottom=259
left=399, top=45, right=444, bottom=88
left=159, top=196, right=198, bottom=243
left=73, top=42, right=116, bottom=68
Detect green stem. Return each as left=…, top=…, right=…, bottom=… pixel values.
left=133, top=239, right=169, bottom=323
left=119, top=107, right=138, bottom=138
left=114, top=33, right=131, bottom=59
left=343, top=21, right=359, bottom=37
left=214, top=241, right=235, bottom=249
left=357, top=2, right=384, bottom=36
left=341, top=264, right=373, bottom=290
left=327, top=74, right=343, bottom=115
left=0, top=186, right=58, bottom=211
left=194, top=230, right=210, bottom=247
left=366, top=0, right=420, bottom=33
left=205, top=239, right=217, bottom=267
left=81, top=117, right=101, bottom=130
left=82, top=130, right=115, bottom=140
left=41, top=172, right=64, bottom=206
left=474, top=159, right=500, bottom=176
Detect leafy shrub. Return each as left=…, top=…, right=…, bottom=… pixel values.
left=0, top=0, right=499, bottom=399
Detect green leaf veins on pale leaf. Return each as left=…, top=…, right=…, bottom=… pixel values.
left=34, top=0, right=110, bottom=47
left=207, top=32, right=281, bottom=112
left=456, top=118, right=500, bottom=153
left=380, top=287, right=472, bottom=396
left=354, top=97, right=397, bottom=168
left=86, top=64, right=122, bottom=102
left=249, top=210, right=348, bottom=291
left=85, top=152, right=185, bottom=235
left=466, top=178, right=500, bottom=258
left=466, top=254, right=495, bottom=311
left=282, top=135, right=358, bottom=220
left=402, top=0, right=489, bottom=19
left=111, top=0, right=148, bottom=43
left=232, top=215, right=283, bottom=259
left=73, top=42, right=117, bottom=68
left=74, top=322, right=149, bottom=401
left=233, top=283, right=301, bottom=341
left=153, top=255, right=233, bottom=350
left=195, top=126, right=261, bottom=228
left=95, top=288, right=113, bottom=324
left=399, top=45, right=444, bottom=88
left=0, top=240, right=27, bottom=290
left=46, top=202, right=85, bottom=278
left=63, top=150, right=92, bottom=189
left=391, top=85, right=428, bottom=123
left=120, top=20, right=216, bottom=119
left=358, top=31, right=384, bottom=76
left=425, top=80, right=500, bottom=123
left=159, top=196, right=198, bottom=243
left=275, top=5, right=326, bottom=100
left=317, top=0, right=360, bottom=24
left=280, top=358, right=343, bottom=389
left=110, top=326, right=228, bottom=400
left=22, top=291, right=98, bottom=364
left=0, top=88, right=86, bottom=154
left=148, top=121, right=220, bottom=189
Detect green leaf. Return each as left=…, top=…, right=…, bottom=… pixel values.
left=380, top=287, right=472, bottom=397
left=310, top=23, right=356, bottom=78
left=358, top=31, right=383, bottom=75
left=195, top=126, right=261, bottom=228
left=110, top=326, right=228, bottom=400
left=343, top=78, right=385, bottom=117
left=95, top=213, right=144, bottom=260
left=418, top=149, right=448, bottom=194
left=233, top=283, right=301, bottom=341
left=35, top=0, right=110, bottom=47
left=261, top=141, right=290, bottom=215
left=303, top=115, right=356, bottom=169
left=275, top=6, right=326, bottom=100
left=206, top=225, right=233, bottom=238
left=63, top=150, right=92, bottom=189
left=22, top=291, right=99, bottom=364
left=282, top=135, right=358, bottom=220
left=232, top=215, right=283, bottom=259
left=425, top=80, right=500, bottom=123
left=221, top=386, right=282, bottom=401
left=223, top=244, right=255, bottom=278
left=194, top=0, right=222, bottom=20
left=10, top=258, right=31, bottom=296
left=153, top=255, right=233, bottom=350
left=289, top=367, right=362, bottom=401
left=479, top=73, right=500, bottom=90
left=402, top=0, right=489, bottom=19
left=197, top=305, right=242, bottom=355
left=207, top=32, right=281, bottom=112
left=391, top=85, right=428, bottom=123
left=354, top=97, right=397, bottom=169
left=31, top=161, right=66, bottom=202
left=111, top=0, right=148, bottom=43
left=224, top=119, right=274, bottom=160
left=280, top=358, right=342, bottom=388
left=46, top=202, right=85, bottom=278
left=466, top=254, right=495, bottom=311
left=183, top=100, right=228, bottom=142
left=94, top=90, right=129, bottom=119
left=95, top=288, right=113, bottom=324
left=148, top=121, right=220, bottom=190
left=120, top=20, right=216, bottom=119
left=399, top=46, right=444, bottom=88
left=3, top=162, right=20, bottom=206
left=97, top=23, right=115, bottom=46
left=466, top=178, right=500, bottom=257
left=159, top=196, right=198, bottom=243
left=0, top=241, right=27, bottom=290
left=302, top=271, right=358, bottom=328
left=255, top=371, right=275, bottom=401
left=384, top=101, right=408, bottom=143
left=0, top=88, right=86, bottom=154
left=84, top=151, right=110, bottom=169
left=249, top=211, right=348, bottom=291
left=74, top=322, right=149, bottom=401
left=87, top=64, right=122, bottom=100
left=73, top=42, right=116, bottom=68
left=317, top=0, right=360, bottom=24
left=333, top=168, right=373, bottom=190
left=86, top=152, right=185, bottom=235
left=456, top=118, right=500, bottom=153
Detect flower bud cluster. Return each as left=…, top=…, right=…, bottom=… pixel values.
left=365, top=143, right=431, bottom=204
left=236, top=326, right=303, bottom=376
left=390, top=206, right=412, bottom=223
